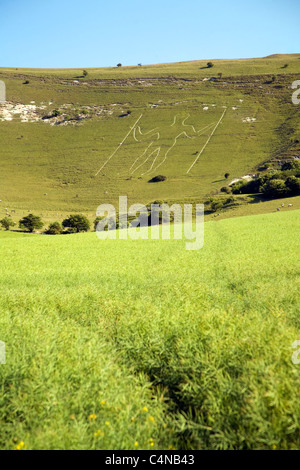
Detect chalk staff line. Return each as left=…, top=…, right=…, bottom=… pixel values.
left=95, top=114, right=143, bottom=176
left=186, top=108, right=227, bottom=175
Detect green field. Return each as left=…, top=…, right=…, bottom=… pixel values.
left=0, top=210, right=300, bottom=450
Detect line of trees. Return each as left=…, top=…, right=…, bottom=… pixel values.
left=0, top=213, right=91, bottom=234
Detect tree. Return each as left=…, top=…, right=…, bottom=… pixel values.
left=83, top=70, right=88, bottom=77
left=46, top=221, right=63, bottom=235
left=207, top=62, right=214, bottom=68
left=261, top=179, right=287, bottom=198
left=117, top=63, right=122, bottom=67
left=19, top=214, right=44, bottom=232
left=285, top=176, right=300, bottom=195
left=62, top=214, right=90, bottom=233
left=0, top=217, right=15, bottom=231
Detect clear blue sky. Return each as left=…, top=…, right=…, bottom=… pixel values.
left=1, top=0, right=299, bottom=68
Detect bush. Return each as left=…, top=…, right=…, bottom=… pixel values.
left=62, top=214, right=90, bottom=233
left=224, top=173, right=230, bottom=179
left=94, top=215, right=129, bottom=231
left=261, top=179, right=288, bottom=198
left=207, top=62, right=214, bottom=68
left=52, top=109, right=61, bottom=117
left=285, top=176, right=300, bottom=195
left=221, top=186, right=232, bottom=194
left=82, top=70, right=88, bottom=77
left=281, top=160, right=300, bottom=171
left=148, top=175, right=167, bottom=183
left=46, top=222, right=63, bottom=235
left=0, top=217, right=16, bottom=231
left=117, top=63, right=122, bottom=67
left=19, top=214, right=44, bottom=232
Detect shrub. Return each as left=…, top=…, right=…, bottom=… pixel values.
left=281, top=160, right=300, bottom=171
left=23, top=80, right=29, bottom=85
left=117, top=63, right=122, bottom=67
left=210, top=199, right=223, bottom=212
left=46, top=222, right=63, bottom=235
left=94, top=215, right=129, bottom=231
left=207, top=62, right=214, bottom=68
left=52, top=109, right=61, bottom=117
left=285, top=176, right=300, bottom=195
left=0, top=217, right=16, bottom=231
left=62, top=214, right=90, bottom=233
left=221, top=186, right=232, bottom=193
left=148, top=175, right=167, bottom=183
left=19, top=214, right=44, bottom=232
left=224, top=173, right=230, bottom=179
left=261, top=179, right=288, bottom=198
left=82, top=70, right=88, bottom=77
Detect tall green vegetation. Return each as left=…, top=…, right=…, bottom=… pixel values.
left=0, top=210, right=299, bottom=449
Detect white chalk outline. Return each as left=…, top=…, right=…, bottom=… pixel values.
left=95, top=114, right=143, bottom=176
left=186, top=108, right=227, bottom=174
left=95, top=109, right=227, bottom=177
left=147, top=120, right=217, bottom=174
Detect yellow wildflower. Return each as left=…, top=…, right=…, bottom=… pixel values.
left=148, top=416, right=155, bottom=422
left=142, top=406, right=148, bottom=412
left=88, top=413, right=97, bottom=421
left=94, top=430, right=104, bottom=437
left=15, top=441, right=26, bottom=450
left=105, top=421, right=110, bottom=426
left=100, top=400, right=106, bottom=405
left=134, top=441, right=138, bottom=447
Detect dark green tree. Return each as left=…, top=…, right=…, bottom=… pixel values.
left=19, top=214, right=44, bottom=232
left=0, top=217, right=16, bottom=231
left=62, top=214, right=90, bottom=233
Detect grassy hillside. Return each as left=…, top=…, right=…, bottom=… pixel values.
left=0, top=210, right=299, bottom=450
left=0, top=54, right=299, bottom=224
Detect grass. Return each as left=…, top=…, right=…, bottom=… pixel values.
left=1, top=210, right=300, bottom=449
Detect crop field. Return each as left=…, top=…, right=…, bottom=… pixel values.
left=0, top=210, right=300, bottom=450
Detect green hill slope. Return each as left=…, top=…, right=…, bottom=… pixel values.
left=0, top=55, right=299, bottom=223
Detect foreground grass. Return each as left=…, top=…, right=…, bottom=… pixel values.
left=0, top=210, right=300, bottom=449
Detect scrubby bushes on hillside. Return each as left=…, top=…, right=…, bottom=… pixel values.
left=230, top=162, right=300, bottom=199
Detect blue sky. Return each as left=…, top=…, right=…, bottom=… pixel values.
left=0, top=0, right=299, bottom=68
